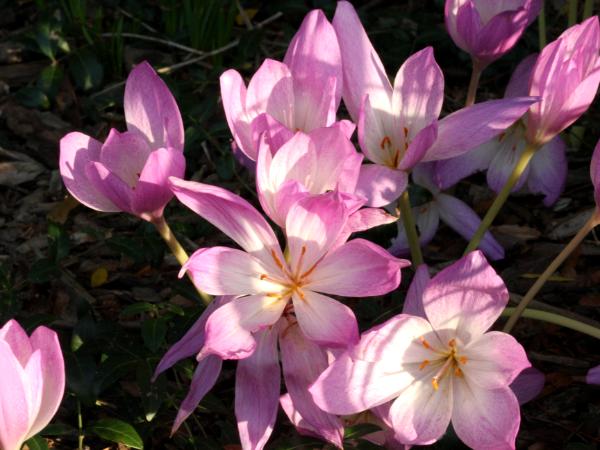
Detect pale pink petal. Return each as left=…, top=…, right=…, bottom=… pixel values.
left=452, top=382, right=520, bottom=449
left=510, top=366, right=545, bottom=404
left=169, top=178, right=284, bottom=270
left=280, top=394, right=322, bottom=440
left=335, top=207, right=397, bottom=247
left=392, top=47, right=444, bottom=137
left=402, top=264, right=431, bottom=318
left=59, top=132, right=119, bottom=211
left=124, top=61, right=184, bottom=151
left=251, top=113, right=294, bottom=156
left=355, top=164, right=408, bottom=207
left=307, top=238, right=407, bottom=297
left=235, top=327, right=280, bottom=450
left=0, top=340, right=30, bottom=450
left=423, top=97, right=536, bottom=161
left=22, top=350, right=43, bottom=437
left=280, top=323, right=344, bottom=448
left=486, top=132, right=531, bottom=194
left=436, top=193, right=505, bottom=261
left=293, top=77, right=338, bottom=132
left=332, top=1, right=392, bottom=121
left=267, top=132, right=316, bottom=192
left=357, top=94, right=395, bottom=165
left=133, top=147, right=185, bottom=219
left=220, top=69, right=255, bottom=160
left=171, top=356, right=222, bottom=434
left=462, top=331, right=530, bottom=389
left=527, top=135, right=567, bottom=206
left=398, top=122, right=438, bottom=171
left=586, top=365, right=600, bottom=385
left=0, top=319, right=33, bottom=366
left=27, top=327, right=65, bottom=437
left=99, top=129, right=152, bottom=188
left=293, top=291, right=358, bottom=348
left=270, top=181, right=309, bottom=228
left=86, top=161, right=134, bottom=213
left=422, top=250, right=508, bottom=343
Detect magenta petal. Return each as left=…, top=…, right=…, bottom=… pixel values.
left=308, top=238, right=407, bottom=297
left=171, top=356, right=222, bottom=434
left=133, top=147, right=185, bottom=219
left=124, top=61, right=184, bottom=151
left=292, top=291, right=358, bottom=348
left=486, top=133, right=531, bottom=194
left=398, top=122, right=438, bottom=171
left=452, top=384, right=520, bottom=450
left=99, top=129, right=152, bottom=187
left=235, top=327, right=280, bottom=450
left=473, top=8, right=530, bottom=64
left=356, top=164, right=408, bottom=207
left=280, top=394, right=322, bottom=440
left=0, top=320, right=33, bottom=366
left=0, top=341, right=30, bottom=450
left=527, top=135, right=567, bottom=206
left=586, top=365, right=600, bottom=385
left=220, top=69, right=255, bottom=160
left=510, top=367, right=545, bottom=404
left=446, top=0, right=481, bottom=56
left=422, top=250, right=508, bottom=343
left=505, top=53, right=538, bottom=98
left=251, top=113, right=295, bottom=156
left=436, top=193, right=505, bottom=261
left=423, top=97, right=536, bottom=161
left=280, top=323, right=344, bottom=448
left=59, top=132, right=119, bottom=212
left=86, top=161, right=134, bottom=214
left=402, top=264, right=431, bottom=318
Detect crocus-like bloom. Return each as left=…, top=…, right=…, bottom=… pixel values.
left=435, top=54, right=568, bottom=206
left=311, top=251, right=531, bottom=448
left=445, top=0, right=541, bottom=68
left=0, top=320, right=65, bottom=450
left=526, top=16, right=600, bottom=147
left=59, top=61, right=185, bottom=221
left=332, top=1, right=536, bottom=207
left=390, top=163, right=505, bottom=260
left=587, top=365, right=600, bottom=385
left=220, top=9, right=350, bottom=161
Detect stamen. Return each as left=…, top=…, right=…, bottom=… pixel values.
left=458, top=356, right=468, bottom=365
left=431, top=357, right=453, bottom=391
left=380, top=136, right=392, bottom=150
left=271, top=249, right=285, bottom=271
left=419, top=359, right=430, bottom=370
left=454, top=367, right=464, bottom=377
left=403, top=127, right=409, bottom=138
left=448, top=338, right=456, bottom=348
left=420, top=336, right=432, bottom=350
left=294, top=245, right=307, bottom=278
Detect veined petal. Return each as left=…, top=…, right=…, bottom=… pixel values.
left=486, top=131, right=531, bottom=194
left=422, top=251, right=508, bottom=344
left=99, top=129, right=151, bottom=188
left=280, top=322, right=344, bottom=448
left=398, top=122, right=438, bottom=171
left=59, top=132, right=119, bottom=211
left=355, top=164, right=408, bottom=207
left=358, top=94, right=395, bottom=165
left=473, top=8, right=530, bottom=64
left=293, top=76, right=338, bottom=132
left=86, top=161, right=134, bottom=213
left=0, top=320, right=33, bottom=366
left=332, top=1, right=392, bottom=121
left=307, top=238, right=407, bottom=297
left=236, top=327, right=280, bottom=450
left=280, top=394, right=322, bottom=440
left=389, top=201, right=440, bottom=256
left=446, top=0, right=480, bottom=55
left=293, top=291, right=358, bottom=348
left=0, top=340, right=30, bottom=450
left=169, top=178, right=284, bottom=270
left=402, top=264, right=431, bottom=318
left=124, top=61, right=184, bottom=151
left=335, top=207, right=397, bottom=247
left=505, top=53, right=538, bottom=98
left=527, top=135, right=567, bottom=206
left=267, top=132, right=317, bottom=192
left=452, top=382, right=520, bottom=450
left=220, top=69, right=255, bottom=160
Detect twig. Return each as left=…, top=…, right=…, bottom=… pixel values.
left=101, top=32, right=206, bottom=56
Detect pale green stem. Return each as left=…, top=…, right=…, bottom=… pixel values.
left=538, top=1, right=547, bottom=49
left=567, top=0, right=578, bottom=27
left=464, top=143, right=538, bottom=255
left=465, top=59, right=483, bottom=107
left=77, top=399, right=84, bottom=450
left=583, top=0, right=594, bottom=19
left=503, top=213, right=599, bottom=333
left=501, top=307, right=600, bottom=340
left=152, top=215, right=212, bottom=305
left=398, top=190, right=424, bottom=267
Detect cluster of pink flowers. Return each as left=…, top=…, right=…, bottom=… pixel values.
left=4, top=1, right=598, bottom=449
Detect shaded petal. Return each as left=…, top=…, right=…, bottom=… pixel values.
left=0, top=319, right=33, bottom=366
left=389, top=201, right=440, bottom=256
left=452, top=382, right=520, bottom=450
left=133, top=147, right=185, bottom=219
left=251, top=113, right=294, bottom=156
left=505, top=53, right=538, bottom=98
left=398, top=122, right=438, bottom=171
left=422, top=251, right=508, bottom=344
left=436, top=193, right=505, bottom=261
left=586, top=365, right=600, bottom=385
left=592, top=138, right=600, bottom=207
left=527, top=135, right=567, bottom=206
left=280, top=394, right=322, bottom=440
left=59, top=132, right=119, bottom=211
left=445, top=0, right=480, bottom=55
left=280, top=322, right=344, bottom=448
left=332, top=1, right=392, bottom=121
left=0, top=340, right=30, bottom=450
left=510, top=366, right=545, bottom=404
left=99, top=129, right=152, bottom=187
left=307, top=238, right=407, bottom=297
left=335, top=207, right=397, bottom=247
left=423, top=97, right=536, bottom=161
left=169, top=178, right=283, bottom=270
left=355, top=164, right=408, bottom=207
left=220, top=69, right=255, bottom=160
left=358, top=94, right=395, bottom=165
left=473, top=8, right=531, bottom=65
left=124, top=61, right=184, bottom=151
left=486, top=131, right=531, bottom=194
left=171, top=356, right=222, bottom=434
left=402, top=264, right=431, bottom=318
left=293, top=291, right=358, bottom=348
left=86, top=161, right=134, bottom=213
left=236, top=327, right=280, bottom=450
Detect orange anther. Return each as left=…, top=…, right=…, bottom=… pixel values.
left=432, top=378, right=439, bottom=391
left=260, top=274, right=268, bottom=280
left=419, top=360, right=430, bottom=370
left=459, top=356, right=468, bottom=365
left=380, top=136, right=392, bottom=149
left=454, top=367, right=464, bottom=377
left=448, top=338, right=456, bottom=348
left=403, top=127, right=409, bottom=138
left=420, top=336, right=432, bottom=350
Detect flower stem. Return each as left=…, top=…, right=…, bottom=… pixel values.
left=503, top=213, right=599, bottom=333
left=501, top=307, right=600, bottom=340
left=465, top=60, right=482, bottom=107
left=464, top=143, right=538, bottom=255
left=567, top=0, right=578, bottom=27
left=152, top=215, right=212, bottom=305
left=398, top=190, right=424, bottom=266
left=538, top=0, right=547, bottom=49
left=77, top=399, right=84, bottom=450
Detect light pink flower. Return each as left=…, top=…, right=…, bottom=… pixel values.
left=220, top=9, right=351, bottom=161
left=526, top=17, right=600, bottom=147
left=445, top=0, right=541, bottom=68
left=59, top=61, right=185, bottom=221
left=333, top=1, right=537, bottom=207
left=0, top=320, right=65, bottom=450
left=311, top=251, right=531, bottom=448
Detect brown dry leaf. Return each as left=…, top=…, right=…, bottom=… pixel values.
left=47, top=195, right=79, bottom=224
left=548, top=209, right=595, bottom=240
left=495, top=224, right=541, bottom=241
left=0, top=147, right=45, bottom=186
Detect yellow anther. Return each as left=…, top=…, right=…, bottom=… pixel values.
left=432, top=378, right=440, bottom=391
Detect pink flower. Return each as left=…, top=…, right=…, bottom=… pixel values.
left=592, top=138, right=600, bottom=210
left=220, top=9, right=351, bottom=161
left=310, top=251, right=531, bottom=448
left=526, top=17, right=600, bottom=147
left=59, top=61, right=185, bottom=221
left=333, top=1, right=537, bottom=207
left=587, top=365, right=600, bottom=385
left=445, top=0, right=541, bottom=68
left=0, top=320, right=65, bottom=450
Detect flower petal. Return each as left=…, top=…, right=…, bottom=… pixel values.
left=236, top=327, right=280, bottom=450
left=586, top=365, right=600, bottom=385
left=0, top=340, right=30, bottom=450
left=86, top=161, right=134, bottom=213
left=220, top=69, right=255, bottom=160
left=402, top=264, right=431, bottom=318
left=59, top=132, right=119, bottom=211
left=124, top=61, right=184, bottom=151
left=527, top=135, right=567, bottom=206
left=505, top=53, right=538, bottom=98
left=510, top=366, right=545, bottom=404
left=99, top=129, right=152, bottom=187
left=280, top=394, right=322, bottom=440
left=486, top=131, right=531, bottom=194
left=389, top=201, right=440, bottom=256
left=0, top=319, right=33, bottom=366
left=355, top=164, right=408, bottom=207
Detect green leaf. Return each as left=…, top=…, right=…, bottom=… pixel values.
left=94, top=354, right=139, bottom=395
left=69, top=50, right=104, bottom=91
left=15, top=87, right=50, bottom=109
left=120, top=302, right=158, bottom=318
left=37, top=65, right=64, bottom=99
left=88, top=418, right=144, bottom=449
left=24, top=435, right=49, bottom=450
left=344, top=423, right=381, bottom=440
left=35, top=23, right=55, bottom=61
left=142, top=317, right=167, bottom=353
left=28, top=259, right=60, bottom=284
